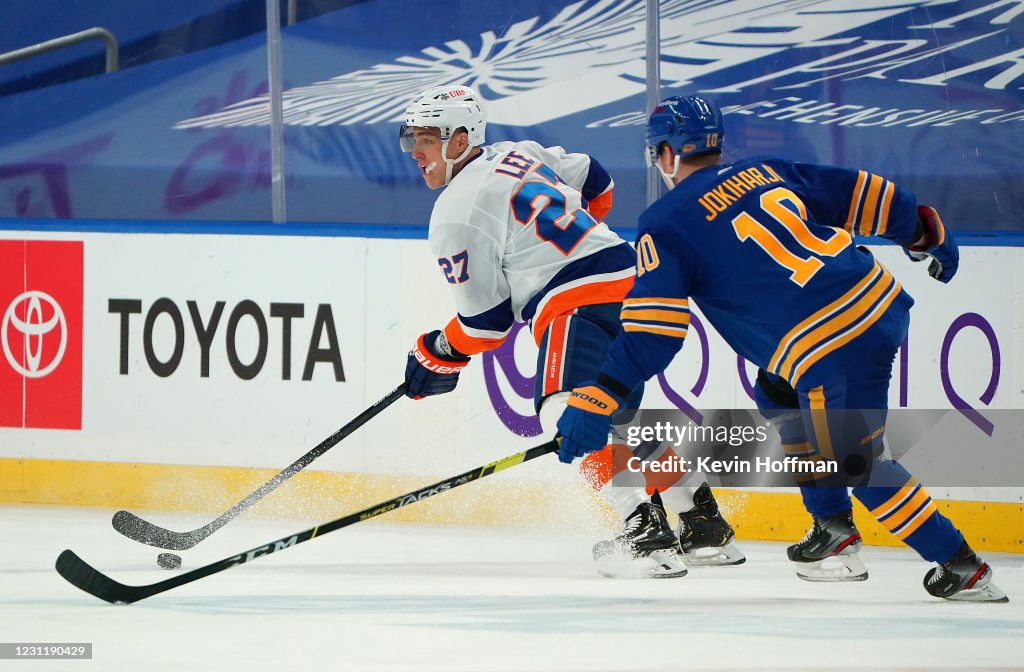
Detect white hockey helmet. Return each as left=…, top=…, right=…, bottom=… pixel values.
left=399, top=85, right=486, bottom=186
left=400, top=85, right=486, bottom=148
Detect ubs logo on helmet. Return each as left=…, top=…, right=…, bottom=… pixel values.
left=2, top=290, right=68, bottom=378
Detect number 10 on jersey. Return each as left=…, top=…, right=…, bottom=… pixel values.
left=731, top=187, right=851, bottom=286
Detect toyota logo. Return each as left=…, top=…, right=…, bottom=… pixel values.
left=2, top=290, right=68, bottom=378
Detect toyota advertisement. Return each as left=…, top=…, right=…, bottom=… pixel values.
left=0, top=240, right=82, bottom=430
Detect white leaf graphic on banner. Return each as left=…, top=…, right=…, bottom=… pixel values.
left=174, top=0, right=950, bottom=129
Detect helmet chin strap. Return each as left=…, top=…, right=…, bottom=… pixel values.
left=441, top=139, right=474, bottom=186
left=657, top=154, right=681, bottom=190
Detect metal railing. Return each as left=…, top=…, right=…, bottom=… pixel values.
left=0, top=27, right=119, bottom=73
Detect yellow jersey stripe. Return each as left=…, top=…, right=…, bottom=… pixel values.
left=769, top=263, right=882, bottom=373
left=844, top=170, right=867, bottom=232
left=790, top=274, right=902, bottom=385
left=807, top=386, right=836, bottom=460
left=895, top=501, right=938, bottom=539
left=871, top=481, right=919, bottom=518
left=623, top=323, right=688, bottom=338
left=619, top=308, right=690, bottom=325
left=876, top=181, right=894, bottom=236
left=783, top=442, right=815, bottom=457
left=777, top=265, right=893, bottom=380
left=623, top=297, right=689, bottom=307
left=880, top=487, right=931, bottom=531
left=808, top=386, right=826, bottom=410
left=858, top=174, right=884, bottom=237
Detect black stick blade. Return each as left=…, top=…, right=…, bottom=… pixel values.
left=55, top=550, right=150, bottom=605
left=111, top=510, right=205, bottom=550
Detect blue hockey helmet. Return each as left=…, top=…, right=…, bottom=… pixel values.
left=644, top=95, right=724, bottom=168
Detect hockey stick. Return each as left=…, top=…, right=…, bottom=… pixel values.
left=57, top=439, right=559, bottom=604
left=111, top=383, right=408, bottom=550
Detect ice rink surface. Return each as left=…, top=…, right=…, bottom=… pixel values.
left=1, top=505, right=1022, bottom=672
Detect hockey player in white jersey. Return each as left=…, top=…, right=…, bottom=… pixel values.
left=399, top=85, right=745, bottom=576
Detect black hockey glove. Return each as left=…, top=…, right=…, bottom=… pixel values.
left=404, top=330, right=470, bottom=399
left=904, top=205, right=959, bottom=283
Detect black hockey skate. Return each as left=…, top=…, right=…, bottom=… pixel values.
left=924, top=541, right=1008, bottom=603
left=787, top=510, right=867, bottom=582
left=677, top=483, right=746, bottom=567
left=593, top=490, right=688, bottom=579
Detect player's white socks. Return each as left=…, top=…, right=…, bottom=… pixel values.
left=537, top=392, right=570, bottom=437
left=598, top=481, right=651, bottom=520
left=659, top=485, right=697, bottom=515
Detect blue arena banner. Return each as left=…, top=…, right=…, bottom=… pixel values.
left=0, top=0, right=1021, bottom=231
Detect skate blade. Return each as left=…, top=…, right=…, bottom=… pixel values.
left=596, top=549, right=689, bottom=579
left=682, top=542, right=746, bottom=568
left=795, top=552, right=869, bottom=582
left=942, top=573, right=1010, bottom=603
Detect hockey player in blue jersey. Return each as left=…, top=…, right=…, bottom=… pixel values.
left=556, top=94, right=1007, bottom=602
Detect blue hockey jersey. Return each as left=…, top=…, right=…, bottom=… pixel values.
left=601, top=157, right=920, bottom=393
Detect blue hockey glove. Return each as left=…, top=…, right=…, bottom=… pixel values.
left=904, top=205, right=958, bottom=283
left=555, top=382, right=623, bottom=464
left=405, top=330, right=470, bottom=400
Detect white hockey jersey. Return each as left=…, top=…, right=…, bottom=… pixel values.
left=429, top=140, right=635, bottom=355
